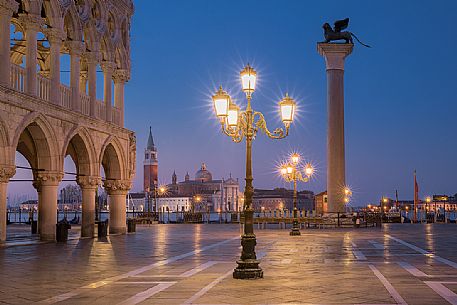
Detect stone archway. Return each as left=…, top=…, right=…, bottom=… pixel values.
left=63, top=127, right=99, bottom=238
left=13, top=115, right=61, bottom=241
left=100, top=137, right=130, bottom=234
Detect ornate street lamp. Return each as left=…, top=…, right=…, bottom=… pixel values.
left=212, top=64, right=296, bottom=279
left=279, top=153, right=314, bottom=236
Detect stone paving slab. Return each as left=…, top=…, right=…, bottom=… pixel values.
left=2, top=224, right=457, bottom=304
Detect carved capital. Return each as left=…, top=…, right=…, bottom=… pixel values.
left=103, top=179, right=131, bottom=194
left=18, top=13, right=43, bottom=32
left=0, top=166, right=15, bottom=183
left=34, top=171, right=63, bottom=188
left=101, top=61, right=117, bottom=74
left=317, top=43, right=353, bottom=71
left=44, top=28, right=66, bottom=45
left=0, top=0, right=18, bottom=16
left=113, top=69, right=130, bottom=83
left=65, top=41, right=85, bottom=56
left=80, top=70, right=88, bottom=80
left=82, top=51, right=100, bottom=65
left=77, top=175, right=101, bottom=190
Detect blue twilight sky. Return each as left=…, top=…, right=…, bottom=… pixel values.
left=8, top=0, right=457, bottom=206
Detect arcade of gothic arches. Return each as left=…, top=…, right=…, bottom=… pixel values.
left=0, top=0, right=136, bottom=242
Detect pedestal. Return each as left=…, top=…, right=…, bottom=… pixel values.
left=317, top=43, right=353, bottom=213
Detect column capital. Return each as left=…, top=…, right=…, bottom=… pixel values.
left=18, top=13, right=43, bottom=32
left=103, top=179, right=131, bottom=195
left=65, top=41, right=85, bottom=56
left=113, top=69, right=130, bottom=83
left=77, top=176, right=101, bottom=190
left=34, top=171, right=63, bottom=188
left=0, top=0, right=18, bottom=16
left=82, top=51, right=100, bottom=64
left=0, top=166, right=15, bottom=183
left=44, top=28, right=65, bottom=45
left=317, top=43, right=353, bottom=70
left=101, top=61, right=117, bottom=74
left=80, top=70, right=88, bottom=79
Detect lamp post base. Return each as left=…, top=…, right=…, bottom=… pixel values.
left=289, top=227, right=301, bottom=236
left=233, top=259, right=263, bottom=279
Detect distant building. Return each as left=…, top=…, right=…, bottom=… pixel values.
left=59, top=185, right=82, bottom=210
left=167, top=163, right=240, bottom=212
left=157, top=197, right=192, bottom=212
left=252, top=188, right=314, bottom=211
left=144, top=127, right=158, bottom=192
left=314, top=191, right=327, bottom=215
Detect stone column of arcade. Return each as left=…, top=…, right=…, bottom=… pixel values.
left=77, top=176, right=100, bottom=238
left=317, top=43, right=353, bottom=214
left=0, top=166, right=16, bottom=242
left=0, top=0, right=18, bottom=86
left=113, top=69, right=129, bottom=127
left=34, top=172, right=63, bottom=241
left=101, top=61, right=116, bottom=123
left=84, top=51, right=99, bottom=118
left=67, top=41, right=85, bottom=112
left=18, top=13, right=41, bottom=96
left=104, top=180, right=130, bottom=234
left=46, top=29, right=64, bottom=105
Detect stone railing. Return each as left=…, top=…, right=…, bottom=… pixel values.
left=81, top=93, right=90, bottom=116
left=60, top=84, right=72, bottom=109
left=112, top=107, right=121, bottom=126
left=10, top=64, right=25, bottom=92
left=96, top=101, right=106, bottom=120
left=37, top=73, right=51, bottom=101
left=8, top=63, right=120, bottom=127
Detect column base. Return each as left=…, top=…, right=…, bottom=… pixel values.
left=40, top=233, right=55, bottom=241
left=109, top=226, right=126, bottom=235
left=233, top=259, right=263, bottom=279
left=289, top=228, right=301, bottom=236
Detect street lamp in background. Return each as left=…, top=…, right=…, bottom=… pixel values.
left=212, top=64, right=297, bottom=279
left=425, top=196, right=432, bottom=222
left=279, top=153, right=314, bottom=236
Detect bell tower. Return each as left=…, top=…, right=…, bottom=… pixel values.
left=144, top=127, right=158, bottom=191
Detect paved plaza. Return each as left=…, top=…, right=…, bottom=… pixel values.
left=2, top=224, right=457, bottom=304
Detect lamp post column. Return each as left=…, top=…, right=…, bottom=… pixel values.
left=317, top=43, right=353, bottom=214
left=233, top=95, right=263, bottom=280
left=290, top=172, right=300, bottom=236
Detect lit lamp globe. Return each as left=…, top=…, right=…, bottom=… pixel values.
left=227, top=102, right=240, bottom=129
left=279, top=93, right=296, bottom=125
left=240, top=64, right=257, bottom=94
left=280, top=167, right=288, bottom=176
left=291, top=153, right=300, bottom=164
left=286, top=166, right=293, bottom=174
left=212, top=86, right=230, bottom=120
left=305, top=163, right=314, bottom=177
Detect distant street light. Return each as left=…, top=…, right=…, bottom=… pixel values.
left=212, top=64, right=296, bottom=279
left=279, top=153, right=314, bottom=236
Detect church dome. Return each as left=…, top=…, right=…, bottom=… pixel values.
left=195, top=163, right=212, bottom=182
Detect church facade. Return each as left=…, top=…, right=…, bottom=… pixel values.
left=168, top=164, right=241, bottom=212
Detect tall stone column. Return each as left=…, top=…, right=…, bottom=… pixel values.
left=317, top=43, right=353, bottom=213
left=19, top=14, right=42, bottom=96
left=113, top=69, right=128, bottom=127
left=79, top=71, right=87, bottom=94
left=104, top=179, right=131, bottom=234
left=67, top=41, right=84, bottom=112
left=46, top=29, right=64, bottom=105
left=101, top=61, right=116, bottom=123
left=77, top=176, right=100, bottom=238
left=84, top=51, right=99, bottom=118
left=0, top=1, right=18, bottom=86
left=34, top=172, right=63, bottom=241
left=0, top=166, right=15, bottom=242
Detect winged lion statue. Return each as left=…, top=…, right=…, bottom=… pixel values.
left=322, top=18, right=371, bottom=48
